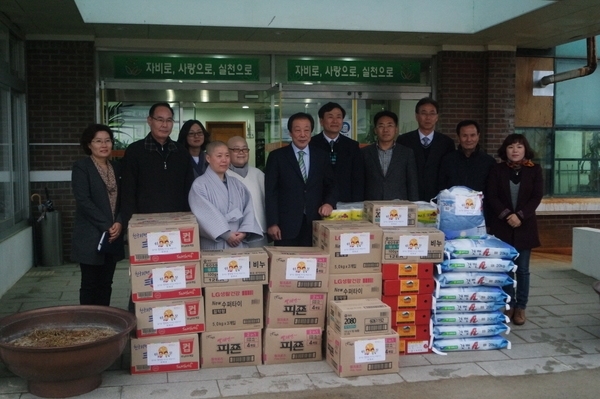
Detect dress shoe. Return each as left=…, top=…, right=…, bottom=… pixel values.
left=504, top=307, right=514, bottom=320
left=513, top=308, right=526, bottom=325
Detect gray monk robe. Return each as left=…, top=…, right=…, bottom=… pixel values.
left=189, top=167, right=263, bottom=249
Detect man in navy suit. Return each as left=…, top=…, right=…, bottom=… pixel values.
left=265, top=112, right=337, bottom=246
left=397, top=97, right=455, bottom=201
left=310, top=102, right=364, bottom=202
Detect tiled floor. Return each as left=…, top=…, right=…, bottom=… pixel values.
left=0, top=253, right=599, bottom=398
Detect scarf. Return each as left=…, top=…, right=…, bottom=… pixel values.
left=506, top=159, right=534, bottom=169
left=91, top=156, right=117, bottom=221
left=228, top=163, right=249, bottom=178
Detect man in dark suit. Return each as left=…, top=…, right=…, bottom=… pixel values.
left=362, top=110, right=419, bottom=201
left=310, top=102, right=364, bottom=202
left=397, top=97, right=455, bottom=201
left=265, top=112, right=337, bottom=246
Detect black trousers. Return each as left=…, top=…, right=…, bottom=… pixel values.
left=275, top=215, right=313, bottom=247
left=79, top=254, right=117, bottom=306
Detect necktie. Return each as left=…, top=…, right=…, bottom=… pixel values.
left=298, top=150, right=307, bottom=182
left=422, top=136, right=430, bottom=147
left=329, top=140, right=336, bottom=165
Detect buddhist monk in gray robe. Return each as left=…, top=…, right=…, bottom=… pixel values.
left=189, top=141, right=263, bottom=249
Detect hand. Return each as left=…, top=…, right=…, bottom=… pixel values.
left=268, top=225, right=282, bottom=241
left=108, top=222, right=122, bottom=242
left=506, top=214, right=521, bottom=228
left=226, top=232, right=246, bottom=247
left=318, top=204, right=333, bottom=217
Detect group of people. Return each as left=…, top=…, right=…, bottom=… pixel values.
left=71, top=99, right=542, bottom=326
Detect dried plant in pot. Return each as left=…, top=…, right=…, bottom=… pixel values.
left=0, top=305, right=136, bottom=398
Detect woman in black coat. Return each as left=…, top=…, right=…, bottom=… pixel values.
left=487, top=134, right=543, bottom=326
left=71, top=124, right=124, bottom=306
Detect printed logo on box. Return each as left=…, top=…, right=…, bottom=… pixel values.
left=285, top=258, right=317, bottom=280
left=151, top=304, right=186, bottom=329
left=380, top=206, right=408, bottom=227
left=354, top=338, right=386, bottom=363
left=152, top=266, right=186, bottom=291
left=147, top=342, right=181, bottom=365
left=217, top=256, right=250, bottom=280
left=147, top=231, right=182, bottom=255
left=454, top=194, right=482, bottom=216
left=340, top=232, right=370, bottom=255
left=398, top=235, right=428, bottom=256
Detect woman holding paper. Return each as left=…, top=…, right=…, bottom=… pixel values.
left=71, top=124, right=124, bottom=306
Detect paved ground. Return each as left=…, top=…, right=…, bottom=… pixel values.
left=0, top=252, right=599, bottom=398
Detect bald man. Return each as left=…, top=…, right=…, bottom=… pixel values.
left=226, top=136, right=268, bottom=247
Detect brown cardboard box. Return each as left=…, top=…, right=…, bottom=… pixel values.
left=130, top=333, right=199, bottom=374
left=200, top=248, right=268, bottom=287
left=262, top=327, right=323, bottom=364
left=265, top=292, right=327, bottom=328
left=201, top=329, right=262, bottom=368
left=328, top=298, right=391, bottom=337
left=266, top=247, right=329, bottom=293
left=328, top=272, right=382, bottom=302
left=363, top=200, right=417, bottom=227
left=204, top=285, right=263, bottom=332
left=326, top=328, right=399, bottom=377
left=381, top=228, right=444, bottom=263
left=130, top=262, right=201, bottom=302
left=128, top=212, right=200, bottom=265
left=135, top=297, right=205, bottom=337
left=319, top=221, right=383, bottom=274
left=312, top=220, right=349, bottom=247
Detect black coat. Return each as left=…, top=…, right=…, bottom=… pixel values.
left=438, top=148, right=497, bottom=193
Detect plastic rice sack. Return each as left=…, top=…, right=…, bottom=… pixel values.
left=432, top=324, right=510, bottom=339
left=444, top=236, right=519, bottom=260
left=435, top=286, right=510, bottom=303
left=435, top=272, right=516, bottom=288
left=435, top=186, right=486, bottom=239
left=437, top=258, right=517, bottom=274
left=414, top=201, right=437, bottom=227
left=434, top=300, right=508, bottom=313
left=432, top=311, right=508, bottom=325
left=432, top=335, right=511, bottom=354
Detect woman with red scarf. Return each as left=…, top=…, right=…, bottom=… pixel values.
left=487, top=134, right=543, bottom=326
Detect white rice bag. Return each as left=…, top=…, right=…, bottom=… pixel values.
left=432, top=311, right=508, bottom=325
left=435, top=286, right=511, bottom=303
left=434, top=300, right=508, bottom=313
left=435, top=272, right=516, bottom=287
left=444, top=236, right=519, bottom=260
left=432, top=335, right=511, bottom=353
left=432, top=324, right=510, bottom=339
left=435, top=186, right=486, bottom=239
left=437, top=258, right=517, bottom=273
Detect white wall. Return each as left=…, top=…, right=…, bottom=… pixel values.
left=0, top=227, right=34, bottom=297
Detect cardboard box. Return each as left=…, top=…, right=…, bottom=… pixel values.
left=266, top=247, right=329, bottom=293
left=312, top=220, right=348, bottom=247
left=363, top=200, right=417, bottom=227
left=328, top=272, right=382, bottom=302
left=262, top=327, right=323, bottom=365
left=128, top=212, right=200, bottom=265
left=135, top=297, right=205, bottom=337
left=395, top=323, right=430, bottom=340
left=381, top=228, right=444, bottom=263
left=319, top=222, right=383, bottom=274
left=382, top=278, right=435, bottom=296
left=130, top=333, right=199, bottom=374
left=265, top=292, right=327, bottom=328
left=326, top=328, right=399, bottom=377
left=204, top=284, right=263, bottom=332
left=381, top=294, right=432, bottom=310
left=130, top=262, right=201, bottom=302
left=200, top=248, right=268, bottom=287
left=328, top=298, right=391, bottom=337
left=391, top=309, right=431, bottom=325
left=381, top=263, right=434, bottom=279
left=201, top=329, right=262, bottom=368
left=399, top=338, right=431, bottom=354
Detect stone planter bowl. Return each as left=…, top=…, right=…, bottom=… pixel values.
left=0, top=305, right=136, bottom=398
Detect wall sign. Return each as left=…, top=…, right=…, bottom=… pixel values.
left=287, top=59, right=421, bottom=83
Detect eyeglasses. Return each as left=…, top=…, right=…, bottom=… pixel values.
left=188, top=131, right=204, bottom=137
left=91, top=139, right=112, bottom=145
left=229, top=148, right=250, bottom=154
left=151, top=116, right=175, bottom=124
left=418, top=112, right=438, bottom=117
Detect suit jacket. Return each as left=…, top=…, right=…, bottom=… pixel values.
left=362, top=143, right=419, bottom=201
left=265, top=145, right=337, bottom=240
left=486, top=162, right=543, bottom=250
left=397, top=130, right=455, bottom=201
left=310, top=132, right=364, bottom=202
left=71, top=157, right=124, bottom=265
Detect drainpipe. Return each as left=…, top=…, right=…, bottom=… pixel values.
left=539, top=37, right=597, bottom=87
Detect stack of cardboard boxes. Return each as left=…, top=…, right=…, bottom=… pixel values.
left=128, top=212, right=204, bottom=374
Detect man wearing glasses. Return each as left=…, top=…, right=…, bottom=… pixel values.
left=226, top=136, right=268, bottom=247
left=121, top=102, right=195, bottom=226
left=397, top=97, right=455, bottom=201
